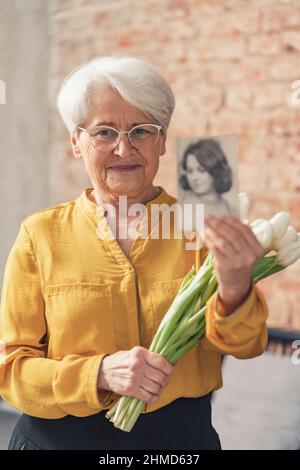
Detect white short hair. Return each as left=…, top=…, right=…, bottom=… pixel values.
left=56, top=55, right=176, bottom=135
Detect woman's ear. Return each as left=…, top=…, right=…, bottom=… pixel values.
left=71, top=131, right=82, bottom=159
left=159, top=133, right=167, bottom=156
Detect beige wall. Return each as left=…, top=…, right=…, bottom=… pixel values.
left=0, top=0, right=49, bottom=285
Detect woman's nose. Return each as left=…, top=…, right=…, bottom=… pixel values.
left=113, top=134, right=133, bottom=158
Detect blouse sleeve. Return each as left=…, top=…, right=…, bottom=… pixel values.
left=0, top=223, right=111, bottom=418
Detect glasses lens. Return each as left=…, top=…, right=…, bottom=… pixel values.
left=90, top=126, right=119, bottom=150
left=129, top=125, right=159, bottom=147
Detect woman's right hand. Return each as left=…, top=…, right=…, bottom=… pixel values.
left=97, top=346, right=174, bottom=404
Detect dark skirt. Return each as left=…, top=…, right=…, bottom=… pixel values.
left=8, top=394, right=221, bottom=450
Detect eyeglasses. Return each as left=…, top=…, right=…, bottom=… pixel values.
left=77, top=123, right=163, bottom=151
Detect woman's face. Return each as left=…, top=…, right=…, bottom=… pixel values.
left=185, top=153, right=214, bottom=195
left=71, top=86, right=166, bottom=201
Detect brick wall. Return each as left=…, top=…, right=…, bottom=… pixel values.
left=48, top=0, right=300, bottom=330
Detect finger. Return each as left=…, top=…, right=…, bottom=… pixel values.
left=139, top=384, right=159, bottom=403
left=205, top=228, right=233, bottom=260
left=206, top=218, right=255, bottom=255
left=222, top=215, right=258, bottom=245
left=145, top=352, right=173, bottom=376
left=205, top=219, right=246, bottom=256
left=144, top=365, right=168, bottom=387
left=205, top=232, right=229, bottom=265
left=141, top=375, right=162, bottom=395
left=221, top=216, right=264, bottom=257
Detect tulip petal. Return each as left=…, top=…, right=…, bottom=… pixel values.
left=251, top=218, right=267, bottom=229
left=269, top=212, right=291, bottom=240
left=252, top=220, right=273, bottom=249
left=272, top=226, right=298, bottom=251
left=239, top=192, right=249, bottom=223
left=277, top=244, right=300, bottom=266
left=277, top=239, right=300, bottom=260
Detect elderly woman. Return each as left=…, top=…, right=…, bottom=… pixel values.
left=0, top=56, right=268, bottom=450
left=179, top=138, right=234, bottom=216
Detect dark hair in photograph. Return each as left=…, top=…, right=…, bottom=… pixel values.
left=179, top=138, right=233, bottom=194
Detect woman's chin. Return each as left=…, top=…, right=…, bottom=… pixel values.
left=106, top=181, right=144, bottom=197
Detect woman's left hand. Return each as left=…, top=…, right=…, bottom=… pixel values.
left=204, top=215, right=264, bottom=314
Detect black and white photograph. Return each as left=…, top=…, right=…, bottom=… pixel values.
left=176, top=135, right=239, bottom=232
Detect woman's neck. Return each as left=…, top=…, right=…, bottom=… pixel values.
left=89, top=185, right=161, bottom=219
left=194, top=191, right=222, bottom=204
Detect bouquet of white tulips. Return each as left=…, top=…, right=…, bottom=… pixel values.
left=239, top=192, right=300, bottom=272
left=105, top=193, right=300, bottom=432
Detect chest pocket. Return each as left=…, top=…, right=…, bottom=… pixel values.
left=44, top=283, right=115, bottom=358
left=149, top=278, right=185, bottom=338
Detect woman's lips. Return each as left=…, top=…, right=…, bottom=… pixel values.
left=108, top=165, right=142, bottom=172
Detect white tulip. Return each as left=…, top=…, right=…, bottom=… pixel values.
left=239, top=192, right=249, bottom=224
left=251, top=218, right=268, bottom=229
left=272, top=226, right=298, bottom=251
left=277, top=238, right=300, bottom=256
left=277, top=243, right=300, bottom=267
left=269, top=212, right=291, bottom=240
left=251, top=219, right=273, bottom=249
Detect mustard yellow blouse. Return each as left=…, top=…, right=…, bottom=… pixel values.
left=0, top=187, right=269, bottom=419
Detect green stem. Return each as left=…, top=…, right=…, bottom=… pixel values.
left=169, top=331, right=203, bottom=364
left=120, top=397, right=140, bottom=428
left=152, top=291, right=198, bottom=353
left=178, top=267, right=196, bottom=293
left=253, top=260, right=282, bottom=283
left=155, top=265, right=212, bottom=345
left=201, top=274, right=218, bottom=305
left=166, top=316, right=206, bottom=364
left=123, top=400, right=146, bottom=432
left=113, top=395, right=131, bottom=425
left=251, top=255, right=276, bottom=279
left=105, top=401, right=118, bottom=420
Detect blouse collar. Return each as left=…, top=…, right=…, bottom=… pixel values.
left=76, top=186, right=176, bottom=219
